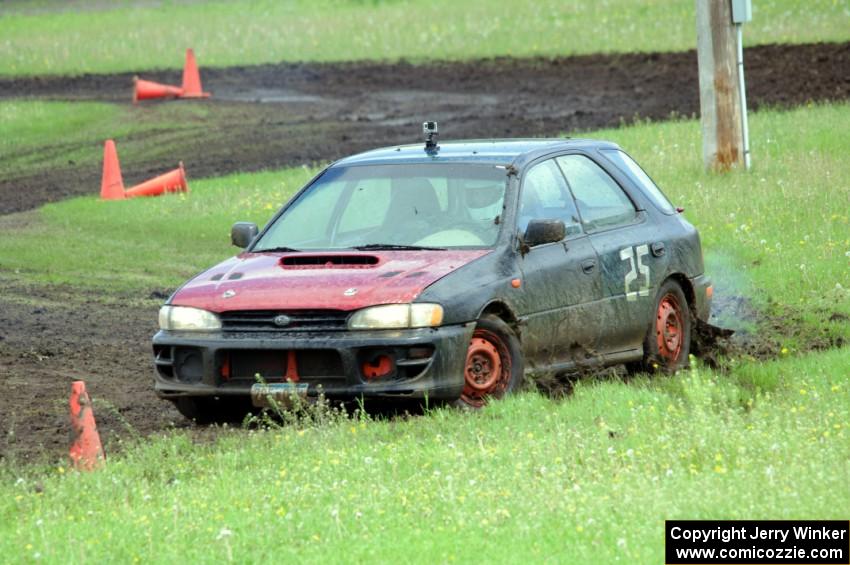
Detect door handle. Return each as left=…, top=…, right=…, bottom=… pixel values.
left=651, top=242, right=666, bottom=257
left=581, top=259, right=597, bottom=274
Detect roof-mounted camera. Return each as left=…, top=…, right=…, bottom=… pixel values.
left=423, top=121, right=439, bottom=152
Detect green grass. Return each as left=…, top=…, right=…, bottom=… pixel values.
left=1, top=0, right=848, bottom=76
left=0, top=100, right=209, bottom=175
left=1, top=101, right=848, bottom=561
left=0, top=166, right=315, bottom=291
left=1, top=347, right=848, bottom=563
left=2, top=102, right=848, bottom=340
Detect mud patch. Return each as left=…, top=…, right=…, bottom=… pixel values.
left=1, top=42, right=849, bottom=214
left=0, top=277, right=187, bottom=464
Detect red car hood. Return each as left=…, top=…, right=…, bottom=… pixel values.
left=171, top=249, right=491, bottom=312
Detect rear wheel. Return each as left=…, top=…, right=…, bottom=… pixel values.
left=640, top=279, right=692, bottom=371
left=456, top=315, right=524, bottom=408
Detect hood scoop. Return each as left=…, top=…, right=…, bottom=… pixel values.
left=280, top=254, right=380, bottom=269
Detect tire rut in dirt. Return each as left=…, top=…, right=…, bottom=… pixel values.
left=0, top=278, right=185, bottom=464
left=1, top=42, right=848, bottom=214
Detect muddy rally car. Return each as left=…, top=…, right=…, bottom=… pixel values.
left=153, top=125, right=711, bottom=421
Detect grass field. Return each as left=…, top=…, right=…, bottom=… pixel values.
left=1, top=346, right=848, bottom=562
left=1, top=0, right=848, bottom=76
left=3, top=2, right=849, bottom=562
left=1, top=101, right=848, bottom=344
left=0, top=100, right=208, bottom=175
left=1, top=93, right=848, bottom=564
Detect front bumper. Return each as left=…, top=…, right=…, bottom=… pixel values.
left=152, top=323, right=475, bottom=402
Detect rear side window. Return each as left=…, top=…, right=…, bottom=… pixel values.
left=600, top=149, right=675, bottom=215
left=556, top=155, right=636, bottom=231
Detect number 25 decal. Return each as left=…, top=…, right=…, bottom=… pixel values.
left=619, top=244, right=650, bottom=302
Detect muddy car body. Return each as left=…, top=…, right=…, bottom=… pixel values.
left=152, top=137, right=711, bottom=420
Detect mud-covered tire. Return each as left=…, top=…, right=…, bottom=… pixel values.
left=454, top=315, right=524, bottom=409
left=639, top=279, right=692, bottom=372
left=171, top=396, right=251, bottom=425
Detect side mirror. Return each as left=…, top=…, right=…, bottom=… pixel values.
left=524, top=219, right=566, bottom=247
left=231, top=222, right=259, bottom=248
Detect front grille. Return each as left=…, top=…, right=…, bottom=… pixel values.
left=220, top=349, right=345, bottom=384
left=220, top=310, right=349, bottom=332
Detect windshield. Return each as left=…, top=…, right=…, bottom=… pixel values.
left=254, top=164, right=507, bottom=251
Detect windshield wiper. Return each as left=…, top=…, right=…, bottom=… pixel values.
left=253, top=246, right=302, bottom=253
left=352, top=243, right=446, bottom=251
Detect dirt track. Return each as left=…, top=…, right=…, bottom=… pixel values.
left=1, top=42, right=849, bottom=463
left=0, top=272, right=179, bottom=463
left=1, top=42, right=848, bottom=214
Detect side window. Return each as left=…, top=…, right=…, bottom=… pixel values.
left=556, top=155, right=636, bottom=231
left=600, top=149, right=676, bottom=215
left=337, top=178, right=391, bottom=234
left=518, top=159, right=582, bottom=236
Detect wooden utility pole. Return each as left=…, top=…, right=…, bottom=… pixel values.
left=696, top=0, right=744, bottom=171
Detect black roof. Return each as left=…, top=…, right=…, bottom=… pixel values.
left=333, top=138, right=620, bottom=168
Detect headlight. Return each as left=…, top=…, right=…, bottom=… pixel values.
left=159, top=306, right=222, bottom=331
left=348, top=304, right=444, bottom=330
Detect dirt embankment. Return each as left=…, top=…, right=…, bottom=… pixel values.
left=1, top=42, right=848, bottom=214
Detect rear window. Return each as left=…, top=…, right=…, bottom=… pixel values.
left=600, top=149, right=676, bottom=215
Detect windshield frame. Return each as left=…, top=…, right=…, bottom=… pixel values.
left=249, top=162, right=514, bottom=253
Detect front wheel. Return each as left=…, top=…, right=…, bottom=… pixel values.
left=456, top=315, right=524, bottom=408
left=639, top=279, right=692, bottom=371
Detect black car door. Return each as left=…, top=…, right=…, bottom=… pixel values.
left=556, top=153, right=670, bottom=354
left=513, top=158, right=605, bottom=369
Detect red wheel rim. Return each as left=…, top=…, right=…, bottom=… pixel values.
left=656, top=293, right=683, bottom=362
left=461, top=329, right=512, bottom=407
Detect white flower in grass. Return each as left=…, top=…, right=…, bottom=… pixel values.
left=216, top=527, right=232, bottom=540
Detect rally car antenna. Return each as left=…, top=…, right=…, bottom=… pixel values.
left=423, top=121, right=439, bottom=153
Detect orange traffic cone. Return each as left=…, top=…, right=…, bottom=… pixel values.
left=100, top=139, right=125, bottom=200
left=69, top=381, right=105, bottom=471
left=133, top=76, right=183, bottom=104
left=179, top=48, right=210, bottom=99
left=125, top=162, right=188, bottom=198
